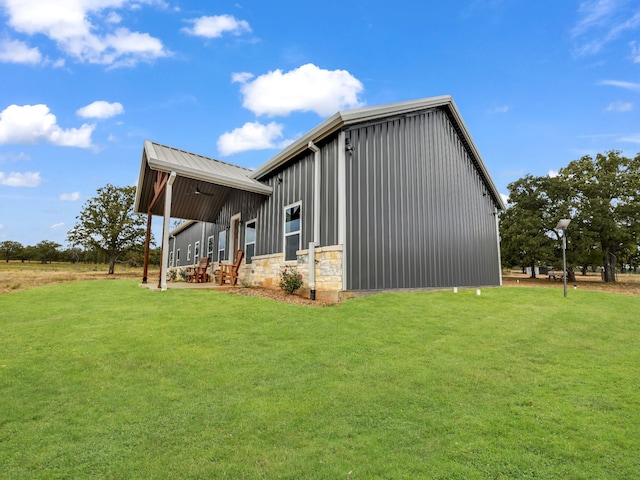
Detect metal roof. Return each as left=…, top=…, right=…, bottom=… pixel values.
left=135, top=96, right=505, bottom=222
left=250, top=95, right=505, bottom=210
left=134, top=141, right=272, bottom=222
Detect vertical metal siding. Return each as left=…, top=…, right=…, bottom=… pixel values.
left=345, top=108, right=500, bottom=290
left=254, top=143, right=340, bottom=257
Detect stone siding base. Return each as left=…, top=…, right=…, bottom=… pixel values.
left=168, top=245, right=344, bottom=300
left=241, top=245, right=343, bottom=297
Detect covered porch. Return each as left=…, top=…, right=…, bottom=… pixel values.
left=134, top=140, right=272, bottom=290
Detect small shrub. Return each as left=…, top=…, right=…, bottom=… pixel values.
left=279, top=267, right=303, bottom=294
left=168, top=269, right=177, bottom=282
left=178, top=269, right=189, bottom=282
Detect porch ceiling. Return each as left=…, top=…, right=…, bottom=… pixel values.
left=135, top=141, right=272, bottom=223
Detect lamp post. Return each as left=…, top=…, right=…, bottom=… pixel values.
left=556, top=219, right=571, bottom=297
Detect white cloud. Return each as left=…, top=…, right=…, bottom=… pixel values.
left=231, top=71, right=254, bottom=83
left=0, top=171, right=42, bottom=187
left=183, top=14, right=251, bottom=38
left=59, top=192, right=80, bottom=201
left=630, top=41, right=640, bottom=62
left=217, top=121, right=292, bottom=156
left=605, top=100, right=632, bottom=112
left=572, top=0, right=618, bottom=37
left=618, top=133, right=640, bottom=143
left=572, top=1, right=640, bottom=55
left=51, top=222, right=65, bottom=229
left=488, top=105, right=510, bottom=114
left=0, top=38, right=42, bottom=64
left=234, top=63, right=365, bottom=117
left=548, top=170, right=559, bottom=178
left=0, top=151, right=30, bottom=163
left=500, top=193, right=509, bottom=206
left=0, top=104, right=94, bottom=148
left=598, top=79, right=640, bottom=91
left=1, top=0, right=169, bottom=67
left=77, top=101, right=124, bottom=119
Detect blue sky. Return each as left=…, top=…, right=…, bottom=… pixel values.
left=1, top=0, right=639, bottom=247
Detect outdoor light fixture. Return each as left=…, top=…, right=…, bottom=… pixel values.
left=556, top=219, right=571, bottom=297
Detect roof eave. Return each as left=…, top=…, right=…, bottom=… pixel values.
left=250, top=111, right=344, bottom=179
left=147, top=156, right=272, bottom=195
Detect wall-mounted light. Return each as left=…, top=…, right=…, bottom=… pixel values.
left=345, top=138, right=354, bottom=152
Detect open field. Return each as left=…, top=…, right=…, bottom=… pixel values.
left=1, top=280, right=639, bottom=478
left=0, top=261, right=159, bottom=295
left=503, top=271, right=640, bottom=296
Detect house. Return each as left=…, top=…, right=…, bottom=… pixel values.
left=134, top=95, right=505, bottom=297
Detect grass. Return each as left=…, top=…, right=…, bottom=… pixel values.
left=1, top=281, right=639, bottom=479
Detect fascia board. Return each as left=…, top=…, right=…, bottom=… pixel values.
left=250, top=112, right=344, bottom=179
left=445, top=99, right=506, bottom=210
left=134, top=143, right=152, bottom=214
left=249, top=96, right=454, bottom=180
left=170, top=219, right=197, bottom=236
left=340, top=95, right=454, bottom=126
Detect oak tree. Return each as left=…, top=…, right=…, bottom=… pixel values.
left=68, top=184, right=148, bottom=274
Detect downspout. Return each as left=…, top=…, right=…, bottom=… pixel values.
left=495, top=206, right=502, bottom=286
left=308, top=140, right=320, bottom=300
left=159, top=171, right=177, bottom=291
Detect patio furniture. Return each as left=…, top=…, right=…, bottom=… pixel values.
left=215, top=250, right=244, bottom=285
left=188, top=258, right=210, bottom=283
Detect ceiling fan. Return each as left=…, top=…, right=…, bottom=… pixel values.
left=188, top=185, right=215, bottom=197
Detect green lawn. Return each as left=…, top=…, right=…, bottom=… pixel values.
left=1, top=282, right=639, bottom=479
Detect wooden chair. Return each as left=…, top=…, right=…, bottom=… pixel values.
left=215, top=250, right=244, bottom=285
left=188, top=257, right=210, bottom=283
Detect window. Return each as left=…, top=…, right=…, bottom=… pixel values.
left=169, top=251, right=174, bottom=267
left=176, top=249, right=181, bottom=266
left=207, top=235, right=214, bottom=261
left=284, top=202, right=301, bottom=261
left=187, top=244, right=192, bottom=262
left=194, top=241, right=200, bottom=263
left=245, top=220, right=256, bottom=264
left=218, top=230, right=226, bottom=262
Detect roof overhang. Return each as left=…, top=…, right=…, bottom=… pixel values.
left=134, top=141, right=272, bottom=223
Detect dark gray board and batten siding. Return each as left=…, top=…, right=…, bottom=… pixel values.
left=252, top=137, right=340, bottom=256
left=344, top=108, right=500, bottom=290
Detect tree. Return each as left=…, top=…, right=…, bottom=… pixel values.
left=560, top=151, right=640, bottom=282
left=68, top=184, right=149, bottom=274
left=34, top=240, right=61, bottom=264
left=500, top=174, right=569, bottom=277
left=0, top=241, right=23, bottom=262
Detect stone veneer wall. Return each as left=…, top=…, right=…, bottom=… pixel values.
left=167, top=245, right=344, bottom=296
left=240, top=244, right=343, bottom=293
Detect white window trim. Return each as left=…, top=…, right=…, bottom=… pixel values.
left=207, top=235, right=214, bottom=261
left=194, top=241, right=200, bottom=263
left=187, top=244, right=192, bottom=262
left=176, top=248, right=181, bottom=267
left=169, top=251, right=174, bottom=267
left=245, top=218, right=257, bottom=264
left=284, top=201, right=302, bottom=261
left=230, top=212, right=241, bottom=258
left=218, top=230, right=226, bottom=263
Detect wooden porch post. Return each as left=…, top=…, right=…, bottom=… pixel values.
left=160, top=172, right=177, bottom=291
left=142, top=171, right=168, bottom=283
left=142, top=213, right=153, bottom=283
